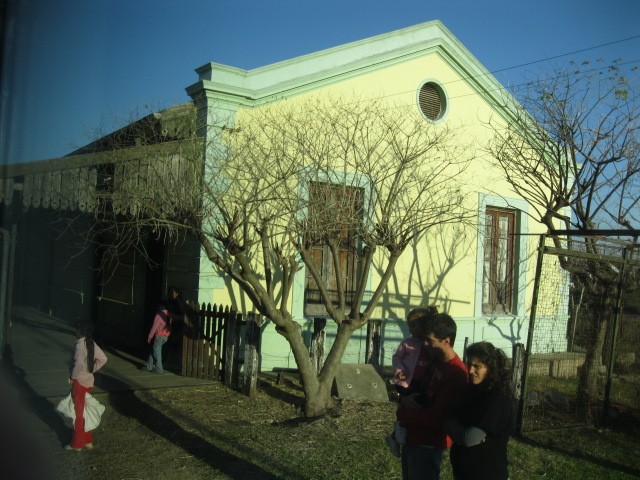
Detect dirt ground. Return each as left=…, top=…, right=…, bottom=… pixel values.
left=0, top=368, right=401, bottom=480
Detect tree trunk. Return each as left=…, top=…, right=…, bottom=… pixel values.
left=281, top=320, right=356, bottom=417
left=571, top=272, right=616, bottom=422
left=577, top=315, right=608, bottom=420
left=303, top=381, right=336, bottom=418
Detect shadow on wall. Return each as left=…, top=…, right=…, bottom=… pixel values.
left=375, top=224, right=473, bottom=318
left=486, top=315, right=526, bottom=345
left=207, top=223, right=480, bottom=369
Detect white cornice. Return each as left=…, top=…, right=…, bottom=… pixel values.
left=186, top=20, right=520, bottom=121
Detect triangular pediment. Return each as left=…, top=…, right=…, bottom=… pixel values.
left=187, top=20, right=515, bottom=114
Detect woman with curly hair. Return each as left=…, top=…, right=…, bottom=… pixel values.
left=444, top=341, right=514, bottom=480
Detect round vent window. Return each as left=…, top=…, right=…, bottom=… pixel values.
left=418, top=82, right=446, bottom=121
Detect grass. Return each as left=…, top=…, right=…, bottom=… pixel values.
left=510, top=373, right=640, bottom=479
left=5, top=372, right=640, bottom=480
left=511, top=428, right=640, bottom=480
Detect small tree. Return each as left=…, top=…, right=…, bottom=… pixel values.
left=90, top=96, right=473, bottom=416
left=486, top=60, right=640, bottom=414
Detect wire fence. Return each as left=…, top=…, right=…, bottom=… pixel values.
left=519, top=233, right=640, bottom=433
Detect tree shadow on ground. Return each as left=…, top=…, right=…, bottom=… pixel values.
left=517, top=432, right=640, bottom=478
left=101, top=342, right=182, bottom=374
left=101, top=345, right=145, bottom=369
left=0, top=345, right=69, bottom=446
left=12, top=307, right=75, bottom=335
left=0, top=345, right=58, bottom=480
left=257, top=375, right=305, bottom=409
left=104, top=374, right=306, bottom=480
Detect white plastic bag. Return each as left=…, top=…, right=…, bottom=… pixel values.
left=55, top=392, right=105, bottom=431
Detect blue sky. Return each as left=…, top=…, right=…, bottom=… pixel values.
left=3, top=0, right=640, bottom=164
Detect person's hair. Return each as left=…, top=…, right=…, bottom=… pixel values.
left=407, top=305, right=438, bottom=333
left=426, top=313, right=457, bottom=346
left=156, top=303, right=172, bottom=332
left=407, top=305, right=439, bottom=323
left=168, top=285, right=182, bottom=298
left=466, top=341, right=512, bottom=395
left=77, top=322, right=97, bottom=372
left=167, top=286, right=185, bottom=316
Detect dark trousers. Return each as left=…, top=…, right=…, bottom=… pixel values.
left=401, top=443, right=443, bottom=480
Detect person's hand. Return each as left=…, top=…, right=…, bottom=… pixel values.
left=394, top=370, right=407, bottom=381
left=68, top=378, right=73, bottom=385
left=147, top=338, right=152, bottom=344
left=399, top=393, right=422, bottom=409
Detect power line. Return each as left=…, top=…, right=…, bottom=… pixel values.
left=262, top=33, right=640, bottom=110
left=488, top=34, right=640, bottom=77
left=448, top=58, right=640, bottom=103
left=402, top=35, right=640, bottom=101
left=310, top=57, right=640, bottom=115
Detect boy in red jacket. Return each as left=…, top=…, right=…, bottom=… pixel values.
left=396, top=313, right=468, bottom=480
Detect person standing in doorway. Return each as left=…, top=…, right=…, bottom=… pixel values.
left=165, top=285, right=185, bottom=361
left=144, top=303, right=171, bottom=373
left=166, top=285, right=185, bottom=321
left=66, top=322, right=107, bottom=451
left=395, top=313, right=468, bottom=480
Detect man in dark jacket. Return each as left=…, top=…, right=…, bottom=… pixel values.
left=396, top=313, right=468, bottom=480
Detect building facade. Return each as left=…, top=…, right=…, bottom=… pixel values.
left=1, top=21, right=569, bottom=369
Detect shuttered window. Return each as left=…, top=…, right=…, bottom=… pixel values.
left=418, top=82, right=446, bottom=121
left=304, top=182, right=361, bottom=316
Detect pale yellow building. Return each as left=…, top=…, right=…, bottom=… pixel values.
left=184, top=20, right=564, bottom=370
left=0, top=21, right=568, bottom=371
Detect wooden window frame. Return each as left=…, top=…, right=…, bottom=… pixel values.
left=303, top=182, right=362, bottom=317
left=482, top=207, right=516, bottom=315
left=99, top=253, right=135, bottom=305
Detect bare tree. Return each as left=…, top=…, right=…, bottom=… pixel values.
left=89, top=96, right=473, bottom=416
left=486, top=60, right=640, bottom=414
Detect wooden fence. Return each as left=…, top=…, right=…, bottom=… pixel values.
left=182, top=314, right=525, bottom=404
left=310, top=317, right=383, bottom=374
left=181, top=302, right=262, bottom=395
left=181, top=314, right=399, bottom=388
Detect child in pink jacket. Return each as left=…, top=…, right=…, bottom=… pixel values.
left=385, top=306, right=438, bottom=457
left=391, top=319, right=427, bottom=392
left=144, top=304, right=172, bottom=373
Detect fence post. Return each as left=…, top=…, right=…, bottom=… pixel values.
left=516, top=234, right=547, bottom=435
left=310, top=318, right=326, bottom=375
left=182, top=301, right=199, bottom=377
left=224, top=310, right=240, bottom=387
left=511, top=343, right=525, bottom=401
left=193, top=307, right=204, bottom=378
left=365, top=319, right=382, bottom=370
left=202, top=304, right=213, bottom=380
left=462, top=336, right=469, bottom=365
left=181, top=303, right=190, bottom=377
left=209, top=304, right=223, bottom=380
left=602, top=244, right=630, bottom=424
left=243, top=312, right=262, bottom=396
